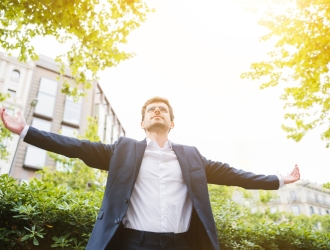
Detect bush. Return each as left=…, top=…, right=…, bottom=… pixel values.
left=210, top=186, right=330, bottom=250
left=0, top=174, right=103, bottom=250
left=1, top=176, right=330, bottom=249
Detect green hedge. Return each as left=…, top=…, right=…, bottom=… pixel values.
left=209, top=188, right=330, bottom=250
left=0, top=175, right=102, bottom=250
left=1, top=175, right=330, bottom=249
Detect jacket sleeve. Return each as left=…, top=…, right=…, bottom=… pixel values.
left=195, top=148, right=279, bottom=190
left=24, top=126, right=116, bottom=171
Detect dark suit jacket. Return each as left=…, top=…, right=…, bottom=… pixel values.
left=24, top=127, right=280, bottom=250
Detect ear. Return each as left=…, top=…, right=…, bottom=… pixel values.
left=141, top=121, right=145, bottom=129
left=169, top=121, right=174, bottom=129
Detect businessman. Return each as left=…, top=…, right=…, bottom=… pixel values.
left=0, top=96, right=300, bottom=250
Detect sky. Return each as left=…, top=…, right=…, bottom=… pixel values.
left=31, top=0, right=330, bottom=185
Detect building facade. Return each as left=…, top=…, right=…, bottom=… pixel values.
left=0, top=52, right=35, bottom=175
left=233, top=180, right=330, bottom=216
left=267, top=181, right=330, bottom=216
left=0, top=54, right=125, bottom=182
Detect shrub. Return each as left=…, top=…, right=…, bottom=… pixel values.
left=1, top=176, right=330, bottom=249
left=210, top=185, right=330, bottom=250
left=0, top=174, right=103, bottom=250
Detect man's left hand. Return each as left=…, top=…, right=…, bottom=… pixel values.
left=283, top=165, right=300, bottom=184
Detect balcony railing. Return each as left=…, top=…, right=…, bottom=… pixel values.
left=288, top=197, right=301, bottom=203
left=268, top=198, right=282, bottom=205
left=306, top=197, right=330, bottom=207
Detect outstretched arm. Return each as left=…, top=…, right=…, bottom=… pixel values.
left=1, top=107, right=115, bottom=171
left=0, top=108, right=26, bottom=135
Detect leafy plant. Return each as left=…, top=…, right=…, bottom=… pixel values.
left=0, top=174, right=103, bottom=249
left=1, top=175, right=329, bottom=249
left=0, top=0, right=152, bottom=98
left=241, top=0, right=330, bottom=147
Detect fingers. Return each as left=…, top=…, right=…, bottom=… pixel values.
left=0, top=108, right=4, bottom=121
left=290, top=164, right=299, bottom=175
left=292, top=164, right=300, bottom=180
left=284, top=165, right=301, bottom=184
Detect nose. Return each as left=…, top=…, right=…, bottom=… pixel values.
left=154, top=107, right=161, bottom=114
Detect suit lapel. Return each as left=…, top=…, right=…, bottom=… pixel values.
left=172, top=143, right=193, bottom=194
left=133, top=139, right=147, bottom=184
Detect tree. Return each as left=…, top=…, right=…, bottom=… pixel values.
left=241, top=0, right=330, bottom=147
left=324, top=182, right=330, bottom=189
left=0, top=92, right=12, bottom=160
left=37, top=117, right=108, bottom=191
left=0, top=0, right=151, bottom=98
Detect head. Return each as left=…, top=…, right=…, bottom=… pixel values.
left=141, top=97, right=175, bottom=133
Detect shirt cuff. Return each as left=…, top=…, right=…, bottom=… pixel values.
left=20, top=125, right=30, bottom=139
left=276, top=174, right=284, bottom=188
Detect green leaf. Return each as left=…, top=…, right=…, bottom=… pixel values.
left=33, top=237, right=39, bottom=245
left=20, top=235, right=30, bottom=241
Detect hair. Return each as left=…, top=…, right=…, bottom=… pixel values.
left=141, top=96, right=174, bottom=121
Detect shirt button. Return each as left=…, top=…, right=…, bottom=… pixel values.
left=114, top=218, right=120, bottom=224
left=125, top=198, right=129, bottom=204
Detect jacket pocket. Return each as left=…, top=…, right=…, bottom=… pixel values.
left=97, top=210, right=104, bottom=220
left=189, top=164, right=202, bottom=173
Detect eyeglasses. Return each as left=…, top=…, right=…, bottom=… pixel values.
left=146, top=106, right=169, bottom=113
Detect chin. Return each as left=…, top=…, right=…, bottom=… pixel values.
left=146, top=123, right=169, bottom=133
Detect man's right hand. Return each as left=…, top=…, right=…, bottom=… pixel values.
left=0, top=108, right=26, bottom=135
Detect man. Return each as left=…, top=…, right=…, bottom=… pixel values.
left=0, top=96, right=300, bottom=250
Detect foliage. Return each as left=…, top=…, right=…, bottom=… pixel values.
left=37, top=117, right=108, bottom=191
left=0, top=174, right=103, bottom=250
left=323, top=182, right=330, bottom=189
left=0, top=0, right=152, bottom=98
left=241, top=0, right=330, bottom=147
left=210, top=186, right=330, bottom=249
left=258, top=189, right=279, bottom=204
left=290, top=214, right=330, bottom=233
left=1, top=178, right=330, bottom=249
left=0, top=92, right=13, bottom=160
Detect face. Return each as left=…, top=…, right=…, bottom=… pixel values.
left=141, top=102, right=174, bottom=133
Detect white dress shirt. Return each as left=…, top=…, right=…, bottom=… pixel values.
left=122, top=138, right=193, bottom=233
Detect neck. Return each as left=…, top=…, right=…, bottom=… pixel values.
left=145, top=131, right=169, bottom=148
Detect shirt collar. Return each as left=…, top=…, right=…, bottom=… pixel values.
left=146, top=138, right=172, bottom=149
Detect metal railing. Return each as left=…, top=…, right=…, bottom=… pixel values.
left=306, top=197, right=330, bottom=207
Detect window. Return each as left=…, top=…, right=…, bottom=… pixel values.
left=10, top=70, right=20, bottom=83
left=96, top=104, right=106, bottom=142
left=290, top=191, right=298, bottom=201
left=7, top=89, right=16, bottom=99
left=20, top=179, right=29, bottom=185
left=113, top=120, right=119, bottom=142
left=270, top=206, right=277, bottom=214
left=34, top=78, right=58, bottom=118
left=119, top=128, right=125, bottom=137
left=63, top=95, right=82, bottom=125
left=55, top=125, right=77, bottom=171
left=310, top=206, right=315, bottom=215
left=326, top=210, right=330, bottom=215
left=61, top=125, right=77, bottom=137
left=105, top=115, right=113, bottom=144
left=291, top=205, right=300, bottom=216
left=24, top=118, right=51, bottom=169
left=318, top=207, right=322, bottom=215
